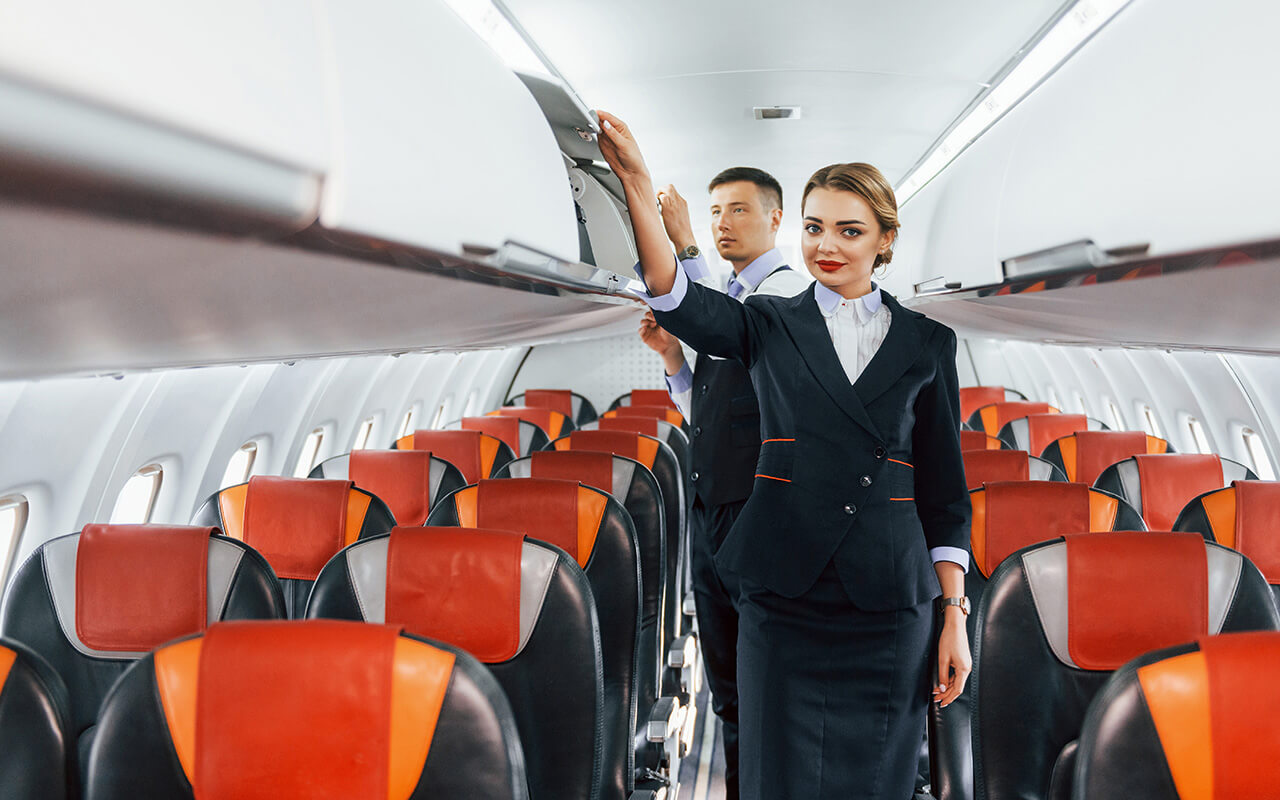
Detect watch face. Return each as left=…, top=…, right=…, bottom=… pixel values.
left=681, top=245, right=700, bottom=259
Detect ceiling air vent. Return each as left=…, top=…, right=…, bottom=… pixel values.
left=753, top=106, right=801, bottom=120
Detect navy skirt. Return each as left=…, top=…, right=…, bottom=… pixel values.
left=735, top=559, right=933, bottom=800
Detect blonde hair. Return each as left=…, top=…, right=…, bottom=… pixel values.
left=802, top=163, right=900, bottom=268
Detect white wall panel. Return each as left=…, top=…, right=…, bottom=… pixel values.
left=898, top=0, right=1280, bottom=292
left=511, top=334, right=668, bottom=413
left=0, top=0, right=328, bottom=171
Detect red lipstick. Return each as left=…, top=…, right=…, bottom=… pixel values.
left=816, top=260, right=844, bottom=272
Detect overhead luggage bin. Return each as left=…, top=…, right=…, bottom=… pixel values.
left=85, top=620, right=528, bottom=800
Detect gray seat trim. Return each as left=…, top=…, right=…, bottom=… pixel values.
left=43, top=532, right=242, bottom=660
left=343, top=537, right=558, bottom=660
left=1023, top=540, right=1244, bottom=670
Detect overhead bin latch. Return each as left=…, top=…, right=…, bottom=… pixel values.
left=1001, top=239, right=1150, bottom=280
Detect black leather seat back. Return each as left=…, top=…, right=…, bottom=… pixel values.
left=0, top=638, right=73, bottom=799
left=308, top=528, right=601, bottom=800
left=0, top=524, right=284, bottom=771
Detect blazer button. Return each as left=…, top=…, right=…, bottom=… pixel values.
left=700, top=385, right=709, bottom=395
left=691, top=471, right=701, bottom=482
left=844, top=503, right=856, bottom=515
left=861, top=476, right=872, bottom=487
left=874, top=446, right=887, bottom=459
left=693, top=426, right=703, bottom=437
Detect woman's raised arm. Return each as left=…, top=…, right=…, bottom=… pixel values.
left=595, top=110, right=678, bottom=296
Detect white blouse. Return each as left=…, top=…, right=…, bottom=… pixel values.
left=813, top=281, right=891, bottom=385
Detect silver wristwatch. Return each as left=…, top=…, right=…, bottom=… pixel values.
left=678, top=244, right=700, bottom=260
left=939, top=596, right=971, bottom=616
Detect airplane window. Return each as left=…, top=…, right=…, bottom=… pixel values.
left=220, top=441, right=259, bottom=489
left=0, top=495, right=29, bottom=582
left=1107, top=400, right=1126, bottom=431
left=431, top=400, right=450, bottom=429
left=1140, top=405, right=1163, bottom=437
left=353, top=418, right=376, bottom=451
left=110, top=465, right=163, bottom=524
left=1045, top=386, right=1063, bottom=411
left=398, top=406, right=419, bottom=439
left=292, top=429, right=325, bottom=479
left=1242, top=429, right=1276, bottom=480
left=464, top=388, right=481, bottom=416
left=1073, top=393, right=1089, bottom=415
left=1185, top=416, right=1212, bottom=454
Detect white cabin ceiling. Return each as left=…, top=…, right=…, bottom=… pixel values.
left=506, top=0, right=1070, bottom=255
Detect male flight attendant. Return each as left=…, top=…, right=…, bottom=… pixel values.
left=638, top=168, right=811, bottom=799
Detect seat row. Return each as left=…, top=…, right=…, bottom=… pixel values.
left=0, top=386, right=698, bottom=799
left=940, top=386, right=1280, bottom=797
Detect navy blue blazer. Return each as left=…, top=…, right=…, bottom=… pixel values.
left=653, top=278, right=971, bottom=611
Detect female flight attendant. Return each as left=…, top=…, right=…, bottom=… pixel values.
left=596, top=110, right=973, bottom=799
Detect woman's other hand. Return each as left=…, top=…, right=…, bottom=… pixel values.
left=596, top=110, right=649, bottom=183
left=932, top=611, right=972, bottom=709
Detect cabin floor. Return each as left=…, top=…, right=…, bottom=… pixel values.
left=676, top=684, right=726, bottom=800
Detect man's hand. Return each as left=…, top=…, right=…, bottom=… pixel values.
left=656, top=184, right=696, bottom=253
left=639, top=311, right=686, bottom=375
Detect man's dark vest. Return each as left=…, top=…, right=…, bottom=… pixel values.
left=688, top=266, right=791, bottom=508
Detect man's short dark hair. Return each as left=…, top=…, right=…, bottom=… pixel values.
left=708, top=167, right=783, bottom=211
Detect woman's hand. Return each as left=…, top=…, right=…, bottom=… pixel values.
left=933, top=611, right=972, bottom=709
left=596, top=110, right=650, bottom=184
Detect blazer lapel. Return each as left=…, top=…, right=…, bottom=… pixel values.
left=853, top=291, right=925, bottom=405
left=780, top=291, right=882, bottom=440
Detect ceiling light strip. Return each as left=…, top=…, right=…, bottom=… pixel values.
left=896, top=0, right=1133, bottom=204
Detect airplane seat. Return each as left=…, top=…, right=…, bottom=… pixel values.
left=191, top=476, right=394, bottom=617
left=958, top=386, right=1028, bottom=421
left=997, top=413, right=1108, bottom=454
left=961, top=449, right=1066, bottom=491
left=1093, top=453, right=1257, bottom=530
left=551, top=430, right=695, bottom=676
left=0, top=638, right=74, bottom=799
left=444, top=415, right=548, bottom=457
left=489, top=405, right=575, bottom=440
left=0, top=524, right=285, bottom=774
left=311, top=450, right=466, bottom=526
left=1072, top=631, right=1280, bottom=800
left=608, top=389, right=678, bottom=412
left=497, top=450, right=666, bottom=714
left=602, top=405, right=688, bottom=433
left=84, top=620, right=528, bottom=800
left=1040, top=430, right=1173, bottom=484
left=965, top=401, right=1060, bottom=436
left=929, top=482, right=1144, bottom=800
left=424, top=478, right=648, bottom=800
left=971, top=533, right=1280, bottom=800
left=393, top=429, right=516, bottom=484
left=508, top=389, right=599, bottom=426
left=306, top=528, right=601, bottom=800
left=581, top=415, right=691, bottom=488
left=1175, top=480, right=1280, bottom=607
left=960, top=430, right=1005, bottom=451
